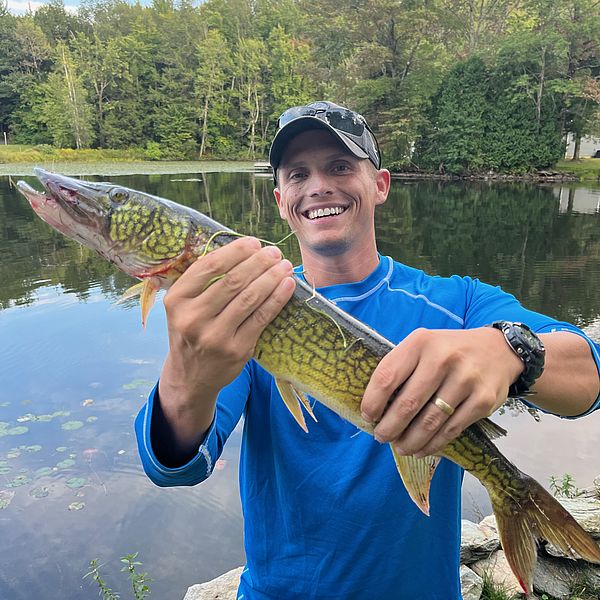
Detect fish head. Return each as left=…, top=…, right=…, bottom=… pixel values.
left=17, top=168, right=194, bottom=281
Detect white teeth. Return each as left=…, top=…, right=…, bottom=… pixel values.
left=307, top=206, right=346, bottom=220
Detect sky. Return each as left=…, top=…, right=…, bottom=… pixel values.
left=8, top=0, right=82, bottom=15
left=6, top=0, right=152, bottom=15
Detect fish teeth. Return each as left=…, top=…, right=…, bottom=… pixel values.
left=307, top=206, right=346, bottom=220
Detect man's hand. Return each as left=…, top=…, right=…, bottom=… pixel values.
left=360, top=328, right=524, bottom=458
left=154, top=237, right=295, bottom=465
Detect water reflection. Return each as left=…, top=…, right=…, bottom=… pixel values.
left=0, top=173, right=599, bottom=598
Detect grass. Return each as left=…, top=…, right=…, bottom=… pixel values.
left=0, top=144, right=148, bottom=164
left=554, top=158, right=600, bottom=180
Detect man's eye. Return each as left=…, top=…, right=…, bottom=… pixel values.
left=333, top=164, right=350, bottom=172
left=290, top=171, right=306, bottom=180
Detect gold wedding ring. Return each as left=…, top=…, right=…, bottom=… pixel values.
left=433, top=397, right=455, bottom=416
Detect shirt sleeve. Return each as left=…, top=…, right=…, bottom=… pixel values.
left=463, top=277, right=600, bottom=417
left=135, top=362, right=252, bottom=487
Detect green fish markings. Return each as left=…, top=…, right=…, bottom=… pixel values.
left=17, top=169, right=600, bottom=595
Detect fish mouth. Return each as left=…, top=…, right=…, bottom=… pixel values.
left=16, top=168, right=110, bottom=240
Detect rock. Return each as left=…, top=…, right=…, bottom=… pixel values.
left=184, top=567, right=243, bottom=600
left=532, top=555, right=579, bottom=599
left=471, top=550, right=523, bottom=596
left=460, top=519, right=500, bottom=564
left=479, top=514, right=498, bottom=534
left=460, top=565, right=483, bottom=600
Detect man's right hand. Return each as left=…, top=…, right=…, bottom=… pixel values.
left=153, top=237, right=295, bottom=466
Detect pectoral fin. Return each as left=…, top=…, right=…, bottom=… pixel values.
left=276, top=378, right=309, bottom=433
left=390, top=445, right=441, bottom=516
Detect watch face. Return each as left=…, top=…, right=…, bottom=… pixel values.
left=518, top=325, right=544, bottom=353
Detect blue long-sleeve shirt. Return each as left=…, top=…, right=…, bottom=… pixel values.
left=136, top=256, right=600, bottom=600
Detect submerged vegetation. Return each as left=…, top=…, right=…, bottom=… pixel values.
left=1, top=0, right=600, bottom=173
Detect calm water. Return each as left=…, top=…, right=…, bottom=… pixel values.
left=0, top=169, right=599, bottom=599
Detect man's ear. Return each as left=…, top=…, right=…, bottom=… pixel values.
left=374, top=169, right=391, bottom=206
left=273, top=187, right=287, bottom=219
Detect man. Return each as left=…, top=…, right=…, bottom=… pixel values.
left=136, top=101, right=600, bottom=599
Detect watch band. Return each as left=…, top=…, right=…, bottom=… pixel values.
left=487, top=321, right=546, bottom=396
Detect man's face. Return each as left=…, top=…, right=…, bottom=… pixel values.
left=273, top=129, right=390, bottom=259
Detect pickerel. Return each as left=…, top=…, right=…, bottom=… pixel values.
left=17, top=169, right=600, bottom=595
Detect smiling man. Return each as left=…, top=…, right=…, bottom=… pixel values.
left=136, top=101, right=600, bottom=600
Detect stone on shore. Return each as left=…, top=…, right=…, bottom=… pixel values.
left=459, top=565, right=483, bottom=600
left=183, top=567, right=243, bottom=600
left=460, top=519, right=500, bottom=563
left=470, top=550, right=523, bottom=596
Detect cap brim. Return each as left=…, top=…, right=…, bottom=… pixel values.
left=269, top=116, right=369, bottom=172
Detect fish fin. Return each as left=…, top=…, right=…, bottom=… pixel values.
left=491, top=474, right=600, bottom=596
left=116, top=281, right=145, bottom=304
left=275, top=379, right=308, bottom=433
left=390, top=445, right=440, bottom=516
left=140, top=279, right=159, bottom=328
left=476, top=417, right=507, bottom=440
left=290, top=385, right=318, bottom=423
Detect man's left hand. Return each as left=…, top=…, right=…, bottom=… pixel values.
left=361, top=327, right=524, bottom=457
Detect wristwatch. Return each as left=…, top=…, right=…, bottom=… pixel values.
left=487, top=321, right=546, bottom=396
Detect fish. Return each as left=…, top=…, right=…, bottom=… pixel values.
left=17, top=168, right=600, bottom=595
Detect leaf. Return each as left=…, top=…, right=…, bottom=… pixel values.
left=0, top=490, right=15, bottom=509
left=68, top=501, right=85, bottom=511
left=65, top=477, right=87, bottom=489
left=61, top=421, right=84, bottom=431
left=30, top=486, right=50, bottom=498
left=57, top=459, right=75, bottom=469
left=7, top=426, right=28, bottom=436
left=8, top=475, right=31, bottom=488
left=34, top=467, right=54, bottom=478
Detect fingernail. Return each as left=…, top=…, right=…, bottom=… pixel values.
left=374, top=434, right=384, bottom=444
left=265, top=245, right=281, bottom=258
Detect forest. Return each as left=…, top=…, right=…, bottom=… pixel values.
left=1, top=0, right=600, bottom=173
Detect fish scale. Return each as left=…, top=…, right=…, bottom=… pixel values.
left=16, top=168, right=600, bottom=597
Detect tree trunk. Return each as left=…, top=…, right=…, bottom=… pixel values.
left=572, top=132, right=581, bottom=160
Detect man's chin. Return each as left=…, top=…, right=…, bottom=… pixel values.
left=304, top=236, right=351, bottom=257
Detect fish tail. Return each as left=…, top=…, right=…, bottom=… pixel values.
left=490, top=474, right=600, bottom=595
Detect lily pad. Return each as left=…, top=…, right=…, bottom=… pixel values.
left=65, top=477, right=87, bottom=489
left=6, top=449, right=21, bottom=459
left=8, top=475, right=31, bottom=488
left=25, top=445, right=42, bottom=453
left=55, top=446, right=68, bottom=453
left=34, top=467, right=53, bottom=478
left=0, top=402, right=10, bottom=408
left=7, top=426, right=28, bottom=436
left=86, top=416, right=98, bottom=423
left=30, top=486, right=50, bottom=498
left=122, top=379, right=154, bottom=390
left=61, top=421, right=84, bottom=431
left=0, top=490, right=15, bottom=509
left=68, top=501, right=85, bottom=511
left=0, top=466, right=11, bottom=475
left=57, top=459, right=75, bottom=469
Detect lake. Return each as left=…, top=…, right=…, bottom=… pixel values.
left=0, top=166, right=599, bottom=599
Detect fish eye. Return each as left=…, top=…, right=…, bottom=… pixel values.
left=110, top=188, right=129, bottom=203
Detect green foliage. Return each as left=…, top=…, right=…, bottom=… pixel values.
left=480, top=572, right=520, bottom=599
left=84, top=553, right=151, bottom=600
left=414, top=54, right=565, bottom=174
left=1, top=0, right=599, bottom=169
left=549, top=473, right=581, bottom=498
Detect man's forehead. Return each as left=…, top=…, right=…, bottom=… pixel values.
left=279, top=129, right=353, bottom=167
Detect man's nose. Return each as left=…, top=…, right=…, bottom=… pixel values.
left=307, top=172, right=333, bottom=197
